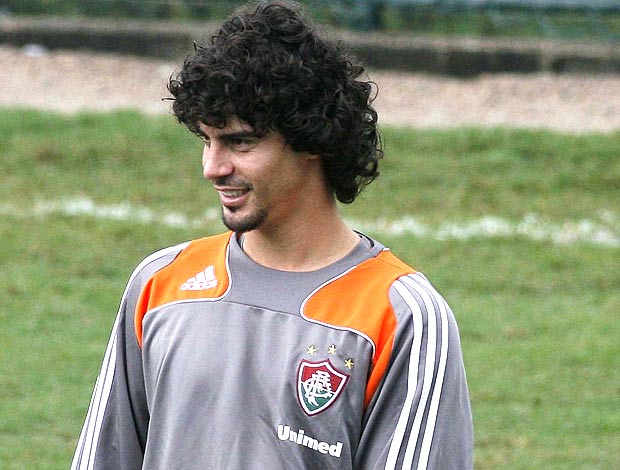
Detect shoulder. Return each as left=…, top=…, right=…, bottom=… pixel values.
left=302, top=247, right=416, bottom=345
left=388, top=271, right=464, bottom=365
left=388, top=271, right=455, bottom=327
left=125, top=232, right=233, bottom=295
left=303, top=244, right=457, bottom=344
left=124, top=241, right=190, bottom=294
left=389, top=271, right=450, bottom=315
left=130, top=232, right=231, bottom=277
left=130, top=232, right=234, bottom=346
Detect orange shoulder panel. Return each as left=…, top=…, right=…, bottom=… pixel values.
left=134, top=232, right=232, bottom=347
left=302, top=249, right=415, bottom=407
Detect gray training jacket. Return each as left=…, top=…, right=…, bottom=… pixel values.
left=71, top=231, right=473, bottom=469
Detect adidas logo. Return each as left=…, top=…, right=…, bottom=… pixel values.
left=180, top=266, right=217, bottom=291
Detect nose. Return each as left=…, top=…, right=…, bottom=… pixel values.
left=202, top=142, right=233, bottom=181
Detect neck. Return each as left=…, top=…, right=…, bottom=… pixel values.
left=240, top=206, right=359, bottom=272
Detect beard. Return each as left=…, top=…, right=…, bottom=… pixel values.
left=221, top=206, right=268, bottom=234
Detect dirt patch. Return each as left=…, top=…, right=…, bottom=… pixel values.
left=3, top=45, right=620, bottom=133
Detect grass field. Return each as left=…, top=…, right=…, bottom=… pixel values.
left=7, top=2, right=620, bottom=42
left=1, top=109, right=619, bottom=468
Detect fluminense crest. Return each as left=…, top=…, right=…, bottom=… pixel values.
left=297, top=359, right=349, bottom=416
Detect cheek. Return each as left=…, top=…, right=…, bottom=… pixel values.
left=276, top=162, right=307, bottom=193
left=253, top=167, right=300, bottom=208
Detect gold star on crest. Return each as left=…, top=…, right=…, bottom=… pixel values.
left=344, top=358, right=355, bottom=369
left=306, top=345, right=318, bottom=356
left=327, top=344, right=337, bottom=355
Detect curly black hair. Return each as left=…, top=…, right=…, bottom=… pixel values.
left=168, top=1, right=382, bottom=203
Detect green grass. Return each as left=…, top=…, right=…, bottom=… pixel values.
left=377, top=9, right=620, bottom=41
left=1, top=109, right=619, bottom=468
left=7, top=1, right=620, bottom=42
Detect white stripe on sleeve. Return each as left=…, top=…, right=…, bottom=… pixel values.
left=385, top=273, right=449, bottom=470
left=71, top=243, right=188, bottom=469
left=71, top=314, right=119, bottom=470
left=403, top=274, right=449, bottom=469
left=385, top=278, right=424, bottom=469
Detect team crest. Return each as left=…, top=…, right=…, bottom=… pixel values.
left=297, top=359, right=349, bottom=416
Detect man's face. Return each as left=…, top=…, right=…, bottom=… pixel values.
left=197, top=118, right=316, bottom=234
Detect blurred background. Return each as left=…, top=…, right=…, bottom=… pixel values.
left=1, top=1, right=619, bottom=469
left=2, top=0, right=620, bottom=40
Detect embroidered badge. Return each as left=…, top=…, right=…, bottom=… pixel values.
left=297, top=359, right=349, bottom=416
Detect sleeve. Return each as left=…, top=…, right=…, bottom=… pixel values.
left=354, top=272, right=474, bottom=470
left=70, top=272, right=150, bottom=470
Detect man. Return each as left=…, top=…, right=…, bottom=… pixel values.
left=71, top=2, right=473, bottom=469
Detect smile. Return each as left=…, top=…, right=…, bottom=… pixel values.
left=221, top=189, right=247, bottom=197
left=216, top=186, right=252, bottom=208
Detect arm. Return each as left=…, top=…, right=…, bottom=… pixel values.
left=355, top=273, right=473, bottom=470
left=70, top=278, right=149, bottom=470
left=71, top=244, right=186, bottom=469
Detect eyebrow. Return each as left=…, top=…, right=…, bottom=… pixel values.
left=197, top=128, right=261, bottom=142
left=219, top=130, right=261, bottom=141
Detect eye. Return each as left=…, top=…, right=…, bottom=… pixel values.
left=228, top=137, right=257, bottom=151
left=198, top=134, right=211, bottom=148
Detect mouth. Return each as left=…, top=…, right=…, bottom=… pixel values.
left=220, top=189, right=247, bottom=198
left=215, top=185, right=252, bottom=208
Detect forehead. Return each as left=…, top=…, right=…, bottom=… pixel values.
left=197, top=117, right=254, bottom=137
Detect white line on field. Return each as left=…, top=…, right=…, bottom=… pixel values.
left=1, top=196, right=618, bottom=248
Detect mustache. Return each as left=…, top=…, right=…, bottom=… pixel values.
left=212, top=176, right=253, bottom=189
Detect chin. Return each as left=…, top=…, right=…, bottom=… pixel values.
left=222, top=208, right=268, bottom=233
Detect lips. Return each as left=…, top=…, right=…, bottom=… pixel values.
left=215, top=186, right=251, bottom=208
left=221, top=189, right=247, bottom=198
